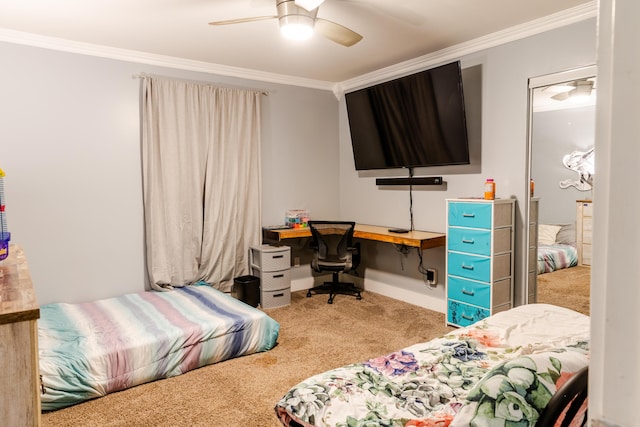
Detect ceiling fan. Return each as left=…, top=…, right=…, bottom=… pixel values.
left=548, top=78, right=596, bottom=102
left=209, top=0, right=363, bottom=47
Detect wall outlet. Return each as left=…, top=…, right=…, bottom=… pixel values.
left=426, top=268, right=437, bottom=284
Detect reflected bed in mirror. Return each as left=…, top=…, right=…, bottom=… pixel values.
left=526, top=66, right=596, bottom=309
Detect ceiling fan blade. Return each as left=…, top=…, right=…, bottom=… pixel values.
left=551, top=92, right=571, bottom=101
left=209, top=15, right=277, bottom=26
left=294, top=0, right=326, bottom=12
left=315, top=18, right=363, bottom=47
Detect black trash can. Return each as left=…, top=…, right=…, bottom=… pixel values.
left=234, top=275, right=260, bottom=307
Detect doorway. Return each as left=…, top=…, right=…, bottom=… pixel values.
left=525, top=65, right=596, bottom=315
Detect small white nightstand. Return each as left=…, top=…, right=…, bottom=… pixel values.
left=576, top=200, right=593, bottom=266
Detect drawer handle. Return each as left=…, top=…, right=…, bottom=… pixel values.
left=273, top=255, right=284, bottom=259
left=461, top=264, right=474, bottom=270
left=462, top=289, right=475, bottom=296
left=462, top=239, right=475, bottom=244
left=462, top=314, right=474, bottom=321
left=273, top=293, right=284, bottom=298
left=462, top=213, right=476, bottom=218
left=273, top=274, right=284, bottom=278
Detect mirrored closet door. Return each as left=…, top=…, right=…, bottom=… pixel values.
left=525, top=66, right=596, bottom=315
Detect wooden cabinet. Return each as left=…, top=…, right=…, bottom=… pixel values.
left=576, top=200, right=593, bottom=266
left=446, top=199, right=515, bottom=327
left=0, top=245, right=41, bottom=426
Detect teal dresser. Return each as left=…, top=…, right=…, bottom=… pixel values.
left=446, top=198, right=515, bottom=327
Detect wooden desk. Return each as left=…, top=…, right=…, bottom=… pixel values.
left=263, top=224, right=445, bottom=250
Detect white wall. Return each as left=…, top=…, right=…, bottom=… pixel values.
left=0, top=41, right=339, bottom=305
left=338, top=19, right=598, bottom=310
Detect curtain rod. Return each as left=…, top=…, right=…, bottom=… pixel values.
left=132, top=73, right=269, bottom=96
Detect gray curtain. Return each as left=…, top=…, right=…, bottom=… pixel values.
left=141, top=76, right=262, bottom=291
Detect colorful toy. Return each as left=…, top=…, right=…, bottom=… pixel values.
left=285, top=210, right=309, bottom=229
left=0, top=168, right=10, bottom=261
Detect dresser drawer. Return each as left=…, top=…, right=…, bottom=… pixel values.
left=581, top=243, right=592, bottom=265
left=251, top=267, right=290, bottom=291
left=447, top=252, right=491, bottom=282
left=447, top=227, right=492, bottom=256
left=579, top=201, right=593, bottom=217
left=261, top=288, right=291, bottom=309
left=447, top=276, right=491, bottom=307
left=250, top=245, right=290, bottom=271
left=582, top=217, right=593, bottom=244
left=447, top=300, right=489, bottom=327
left=448, top=202, right=493, bottom=229
left=528, top=246, right=537, bottom=273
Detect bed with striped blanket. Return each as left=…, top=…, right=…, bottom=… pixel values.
left=39, top=284, right=280, bottom=411
left=537, top=244, right=578, bottom=274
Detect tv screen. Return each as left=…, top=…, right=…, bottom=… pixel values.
left=345, top=61, right=470, bottom=171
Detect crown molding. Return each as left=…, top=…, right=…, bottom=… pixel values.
left=0, top=28, right=336, bottom=92
left=334, top=1, right=597, bottom=96
left=0, top=1, right=596, bottom=95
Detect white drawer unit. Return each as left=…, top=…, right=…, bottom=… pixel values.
left=446, top=198, right=515, bottom=327
left=250, top=245, right=291, bottom=308
left=576, top=200, right=593, bottom=266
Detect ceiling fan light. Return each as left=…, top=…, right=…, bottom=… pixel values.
left=569, top=82, right=593, bottom=103
left=294, top=0, right=324, bottom=11
left=279, top=15, right=314, bottom=40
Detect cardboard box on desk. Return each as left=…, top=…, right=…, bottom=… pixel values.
left=285, top=210, right=309, bottom=228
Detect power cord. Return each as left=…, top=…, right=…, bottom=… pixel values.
left=408, top=167, right=414, bottom=231
left=416, top=247, right=429, bottom=275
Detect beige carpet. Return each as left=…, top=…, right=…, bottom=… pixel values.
left=537, top=265, right=591, bottom=315
left=42, top=290, right=454, bottom=427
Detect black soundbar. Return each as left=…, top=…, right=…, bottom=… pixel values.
left=376, top=176, right=443, bottom=186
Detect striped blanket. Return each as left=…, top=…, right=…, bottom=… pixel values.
left=39, top=285, right=280, bottom=411
left=537, top=244, right=578, bottom=274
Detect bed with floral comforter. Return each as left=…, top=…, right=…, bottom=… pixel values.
left=274, top=304, right=589, bottom=427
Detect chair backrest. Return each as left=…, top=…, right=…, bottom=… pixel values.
left=537, top=366, right=588, bottom=427
left=308, top=221, right=356, bottom=261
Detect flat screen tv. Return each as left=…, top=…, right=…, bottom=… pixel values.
left=345, top=61, right=470, bottom=171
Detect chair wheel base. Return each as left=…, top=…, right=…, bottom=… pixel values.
left=306, top=281, right=362, bottom=304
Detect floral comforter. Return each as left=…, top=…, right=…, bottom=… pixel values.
left=275, top=304, right=589, bottom=427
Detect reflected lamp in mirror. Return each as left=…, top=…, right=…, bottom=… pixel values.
left=559, top=147, right=594, bottom=191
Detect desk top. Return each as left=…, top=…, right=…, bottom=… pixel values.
left=263, top=224, right=445, bottom=250
left=0, top=245, right=40, bottom=325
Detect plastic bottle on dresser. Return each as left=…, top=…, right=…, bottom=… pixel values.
left=484, top=178, right=495, bottom=200
left=530, top=179, right=535, bottom=197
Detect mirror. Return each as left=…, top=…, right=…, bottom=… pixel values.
left=525, top=66, right=596, bottom=315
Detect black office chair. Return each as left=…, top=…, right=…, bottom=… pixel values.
left=307, top=220, right=362, bottom=304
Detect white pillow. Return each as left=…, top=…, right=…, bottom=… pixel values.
left=538, top=224, right=562, bottom=245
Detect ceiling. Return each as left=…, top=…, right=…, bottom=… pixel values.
left=0, top=0, right=595, bottom=89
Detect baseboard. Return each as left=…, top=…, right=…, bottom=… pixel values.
left=290, top=275, right=446, bottom=314
left=363, top=278, right=446, bottom=314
